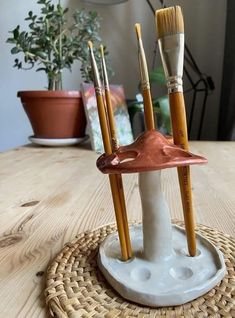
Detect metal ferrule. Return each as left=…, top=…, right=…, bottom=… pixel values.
left=89, top=48, right=102, bottom=95
left=101, top=55, right=110, bottom=91
left=94, top=87, right=103, bottom=95
left=138, top=39, right=150, bottom=90
left=158, top=33, right=184, bottom=93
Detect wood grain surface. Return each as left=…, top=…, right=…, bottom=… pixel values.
left=0, top=142, right=234, bottom=318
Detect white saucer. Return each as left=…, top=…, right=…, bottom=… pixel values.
left=29, top=135, right=88, bottom=147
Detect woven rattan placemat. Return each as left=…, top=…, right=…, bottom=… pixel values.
left=45, top=221, right=235, bottom=318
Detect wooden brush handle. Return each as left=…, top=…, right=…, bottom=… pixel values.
left=109, top=174, right=129, bottom=260
left=177, top=166, right=196, bottom=256
left=96, top=94, right=131, bottom=260
left=169, top=92, right=189, bottom=149
left=104, top=91, right=116, bottom=142
left=142, top=89, right=155, bottom=130
left=169, top=92, right=196, bottom=256
left=104, top=90, right=132, bottom=258
left=96, top=94, right=112, bottom=155
left=116, top=174, right=132, bottom=258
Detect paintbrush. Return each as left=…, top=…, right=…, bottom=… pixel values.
left=100, top=45, right=118, bottom=150
left=100, top=44, right=132, bottom=259
left=88, top=41, right=131, bottom=261
left=155, top=6, right=196, bottom=256
left=135, top=23, right=155, bottom=130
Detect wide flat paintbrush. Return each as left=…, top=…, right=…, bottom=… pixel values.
left=135, top=23, right=155, bottom=130
left=155, top=6, right=197, bottom=256
left=100, top=45, right=132, bottom=259
left=88, top=41, right=131, bottom=261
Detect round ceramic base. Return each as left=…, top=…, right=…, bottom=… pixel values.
left=29, top=135, right=88, bottom=147
left=98, top=224, right=226, bottom=307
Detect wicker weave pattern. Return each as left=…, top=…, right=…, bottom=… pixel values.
left=45, top=221, right=235, bottom=318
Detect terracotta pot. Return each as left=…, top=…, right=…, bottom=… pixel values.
left=17, top=90, right=86, bottom=139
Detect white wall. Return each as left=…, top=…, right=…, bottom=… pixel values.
left=169, top=0, right=227, bottom=140
left=0, top=0, right=227, bottom=151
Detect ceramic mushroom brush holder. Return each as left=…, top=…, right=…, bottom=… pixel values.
left=88, top=5, right=226, bottom=307
left=96, top=130, right=226, bottom=307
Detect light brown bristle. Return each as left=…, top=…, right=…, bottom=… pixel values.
left=87, top=41, right=93, bottom=50
left=135, top=23, right=141, bottom=40
left=155, top=6, right=184, bottom=39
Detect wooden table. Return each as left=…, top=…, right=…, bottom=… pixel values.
left=0, top=142, right=234, bottom=317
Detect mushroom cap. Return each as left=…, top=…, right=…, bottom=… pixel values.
left=97, top=130, right=207, bottom=174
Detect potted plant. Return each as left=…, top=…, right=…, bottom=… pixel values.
left=7, top=0, right=111, bottom=140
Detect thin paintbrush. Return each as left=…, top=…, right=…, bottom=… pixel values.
left=100, top=45, right=118, bottom=150
left=155, top=6, right=196, bottom=256
left=100, top=45, right=132, bottom=259
left=88, top=41, right=129, bottom=261
left=135, top=23, right=155, bottom=130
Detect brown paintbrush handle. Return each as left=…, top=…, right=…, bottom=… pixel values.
left=104, top=91, right=116, bottom=141
left=177, top=166, right=196, bottom=256
left=116, top=174, right=132, bottom=258
left=142, top=89, right=155, bottom=130
left=103, top=91, right=132, bottom=258
left=96, top=94, right=129, bottom=260
left=169, top=92, right=189, bottom=149
left=96, top=94, right=112, bottom=155
left=109, top=174, right=128, bottom=260
left=169, top=92, right=196, bottom=256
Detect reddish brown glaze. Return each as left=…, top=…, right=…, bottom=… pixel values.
left=97, top=130, right=207, bottom=174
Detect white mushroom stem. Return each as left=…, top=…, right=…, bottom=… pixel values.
left=139, top=170, right=173, bottom=262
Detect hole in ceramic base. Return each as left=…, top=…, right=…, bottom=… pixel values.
left=175, top=247, right=202, bottom=257
left=98, top=224, right=226, bottom=307
left=131, top=267, right=151, bottom=281
left=117, top=256, right=135, bottom=264
left=169, top=266, right=193, bottom=280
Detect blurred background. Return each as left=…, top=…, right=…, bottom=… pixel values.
left=1, top=0, right=233, bottom=151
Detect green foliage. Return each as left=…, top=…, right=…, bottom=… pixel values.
left=149, top=67, right=166, bottom=85
left=7, top=0, right=112, bottom=90
left=150, top=66, right=171, bottom=134
left=153, top=96, right=172, bottom=135
left=129, top=66, right=171, bottom=135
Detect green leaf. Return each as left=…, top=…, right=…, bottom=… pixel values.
left=13, top=26, right=20, bottom=39
left=6, top=38, right=15, bottom=44
left=11, top=47, right=20, bottom=54
left=35, top=51, right=47, bottom=59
